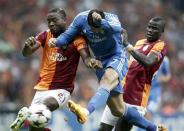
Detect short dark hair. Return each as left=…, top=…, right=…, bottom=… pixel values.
left=48, top=8, right=66, bottom=20
left=87, top=9, right=105, bottom=28
left=151, top=17, right=165, bottom=32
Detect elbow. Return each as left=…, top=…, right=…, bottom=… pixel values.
left=142, top=60, right=153, bottom=68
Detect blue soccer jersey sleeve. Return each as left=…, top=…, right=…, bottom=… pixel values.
left=56, top=13, right=85, bottom=47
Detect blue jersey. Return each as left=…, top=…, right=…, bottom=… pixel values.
left=56, top=10, right=126, bottom=59
left=56, top=10, right=128, bottom=94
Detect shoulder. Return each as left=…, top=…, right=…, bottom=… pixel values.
left=104, top=12, right=121, bottom=25
left=36, top=30, right=49, bottom=43
left=75, top=11, right=89, bottom=19
left=152, top=40, right=166, bottom=51
left=134, top=39, right=147, bottom=47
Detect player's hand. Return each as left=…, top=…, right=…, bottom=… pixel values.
left=85, top=58, right=103, bottom=69
left=92, top=12, right=102, bottom=25
left=25, top=36, right=36, bottom=48
left=48, top=38, right=57, bottom=48
left=121, top=29, right=129, bottom=47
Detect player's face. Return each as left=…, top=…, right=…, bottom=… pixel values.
left=146, top=20, right=162, bottom=42
left=47, top=12, right=66, bottom=36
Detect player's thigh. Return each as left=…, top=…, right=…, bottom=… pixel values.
left=30, top=89, right=71, bottom=109
left=107, top=92, right=125, bottom=117
left=100, top=68, right=119, bottom=90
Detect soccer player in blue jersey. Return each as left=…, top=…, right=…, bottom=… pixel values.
left=49, top=9, right=162, bottom=131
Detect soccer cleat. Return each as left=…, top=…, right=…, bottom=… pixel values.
left=10, top=107, right=30, bottom=131
left=67, top=100, right=87, bottom=124
left=157, top=124, right=167, bottom=131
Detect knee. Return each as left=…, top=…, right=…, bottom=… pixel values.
left=110, top=104, right=126, bottom=117
left=98, top=123, right=113, bottom=131
left=43, top=97, right=59, bottom=111
left=110, top=108, right=122, bottom=117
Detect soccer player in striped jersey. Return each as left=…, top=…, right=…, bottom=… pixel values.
left=10, top=8, right=102, bottom=131
left=100, top=17, right=167, bottom=131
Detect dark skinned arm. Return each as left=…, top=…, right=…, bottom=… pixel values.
left=121, top=29, right=159, bottom=67
left=22, top=36, right=41, bottom=57
left=79, top=47, right=103, bottom=69
left=129, top=49, right=159, bottom=67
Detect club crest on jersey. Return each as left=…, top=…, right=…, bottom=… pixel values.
left=58, top=93, right=66, bottom=104
left=49, top=52, right=67, bottom=62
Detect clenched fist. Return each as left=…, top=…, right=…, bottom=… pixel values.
left=25, top=36, right=37, bottom=48
left=85, top=58, right=103, bottom=69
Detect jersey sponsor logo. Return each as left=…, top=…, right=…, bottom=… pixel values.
left=87, top=35, right=107, bottom=43
left=49, top=52, right=67, bottom=62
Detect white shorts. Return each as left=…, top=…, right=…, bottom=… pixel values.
left=30, top=89, right=71, bottom=109
left=101, top=103, right=147, bottom=126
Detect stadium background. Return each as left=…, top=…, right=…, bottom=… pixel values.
left=0, top=0, right=184, bottom=131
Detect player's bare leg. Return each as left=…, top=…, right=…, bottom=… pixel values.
left=43, top=97, right=59, bottom=111
left=10, top=107, right=30, bottom=131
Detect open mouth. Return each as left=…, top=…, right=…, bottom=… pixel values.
left=147, top=33, right=152, bottom=37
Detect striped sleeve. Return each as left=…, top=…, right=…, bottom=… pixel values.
left=134, top=39, right=146, bottom=49
left=150, top=41, right=166, bottom=61
left=36, top=31, right=47, bottom=47
left=73, top=36, right=87, bottom=51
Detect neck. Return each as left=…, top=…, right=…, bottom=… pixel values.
left=53, top=30, right=65, bottom=38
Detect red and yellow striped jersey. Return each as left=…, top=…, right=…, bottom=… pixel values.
left=34, top=30, right=87, bottom=93
left=123, top=39, right=167, bottom=107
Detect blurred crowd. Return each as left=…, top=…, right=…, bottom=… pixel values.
left=0, top=0, right=184, bottom=116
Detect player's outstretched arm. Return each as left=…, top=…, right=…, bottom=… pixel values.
left=22, top=36, right=41, bottom=57
left=121, top=30, right=159, bottom=67
left=79, top=48, right=103, bottom=69
left=50, top=14, right=83, bottom=48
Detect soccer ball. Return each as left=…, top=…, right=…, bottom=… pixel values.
left=28, top=112, right=48, bottom=128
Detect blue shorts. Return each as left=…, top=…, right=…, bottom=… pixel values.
left=96, top=55, right=128, bottom=94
